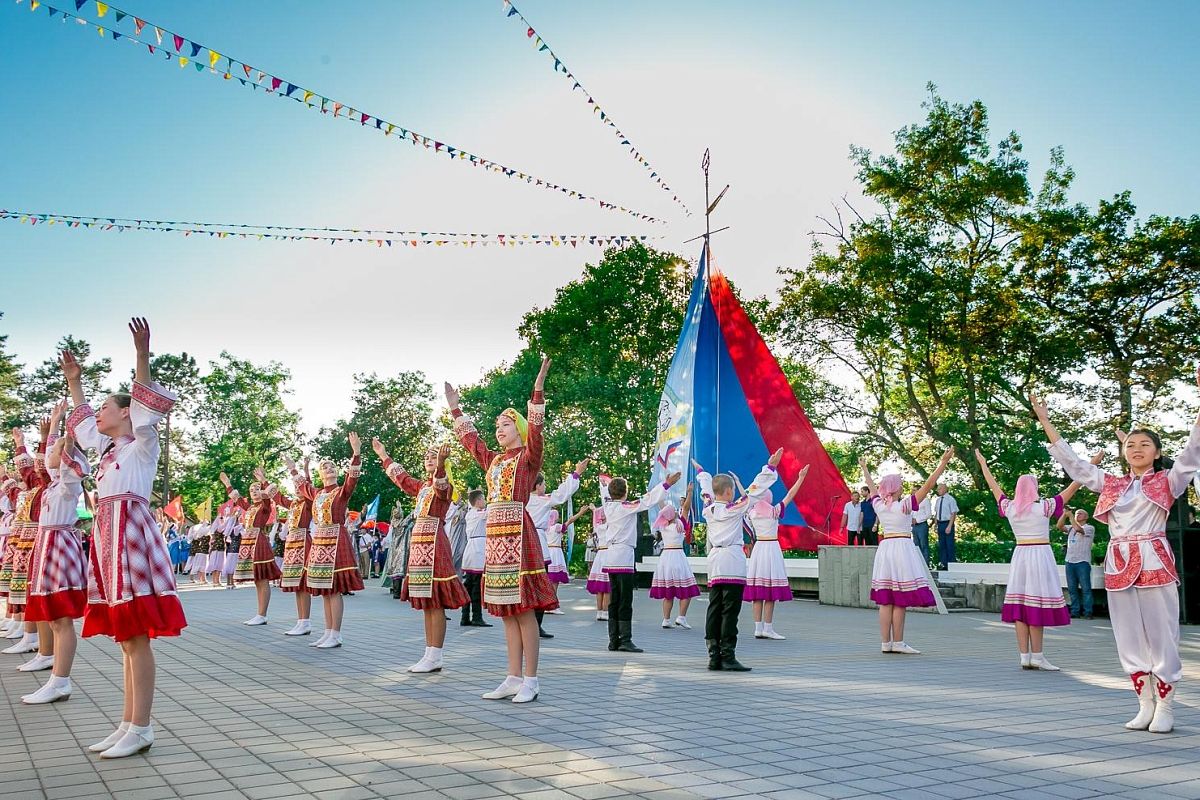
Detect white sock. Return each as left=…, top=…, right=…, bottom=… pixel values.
left=662, top=618, right=671, bottom=626
left=128, top=723, right=153, bottom=737
left=428, top=646, right=443, bottom=659
left=754, top=622, right=764, bottom=635
left=49, top=675, right=71, bottom=690
left=1031, top=651, right=1044, bottom=661
left=764, top=623, right=775, bottom=633
left=522, top=676, right=539, bottom=692
left=500, top=674, right=521, bottom=689
left=676, top=616, right=686, bottom=623
left=1020, top=651, right=1031, bottom=665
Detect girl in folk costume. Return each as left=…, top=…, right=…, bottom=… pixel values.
left=220, top=468, right=282, bottom=625
left=2, top=422, right=53, bottom=656
left=1033, top=377, right=1200, bottom=734
left=0, top=467, right=18, bottom=633
left=62, top=318, right=186, bottom=758
left=446, top=357, right=558, bottom=704
left=186, top=518, right=210, bottom=584
left=272, top=522, right=285, bottom=573
left=206, top=510, right=229, bottom=586
left=276, top=456, right=314, bottom=636
left=746, top=465, right=810, bottom=640
left=586, top=476, right=612, bottom=621
left=649, top=482, right=699, bottom=630
left=860, top=448, right=954, bottom=655
left=459, top=489, right=492, bottom=628
left=547, top=506, right=589, bottom=590
left=304, top=432, right=365, bottom=649
left=526, top=461, right=587, bottom=631
left=975, top=449, right=1094, bottom=671
left=22, top=428, right=89, bottom=703
left=374, top=439, right=470, bottom=673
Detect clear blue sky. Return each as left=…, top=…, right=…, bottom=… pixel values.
left=2, top=0, right=1197, bottom=433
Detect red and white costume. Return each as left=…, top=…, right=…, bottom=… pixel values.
left=303, top=456, right=365, bottom=596
left=452, top=390, right=558, bottom=616
left=1048, top=421, right=1200, bottom=696
left=26, top=444, right=88, bottom=621
left=276, top=475, right=313, bottom=592
left=0, top=478, right=17, bottom=599
left=383, top=459, right=468, bottom=610
left=227, top=484, right=281, bottom=583
left=3, top=442, right=51, bottom=612
left=68, top=381, right=186, bottom=641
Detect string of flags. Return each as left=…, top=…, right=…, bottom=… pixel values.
left=13, top=0, right=669, bottom=225
left=499, top=0, right=691, bottom=217
left=0, top=209, right=661, bottom=249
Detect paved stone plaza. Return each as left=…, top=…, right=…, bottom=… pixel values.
left=2, top=580, right=1198, bottom=800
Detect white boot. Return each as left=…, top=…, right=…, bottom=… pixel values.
left=598, top=610, right=608, bottom=621
left=481, top=675, right=522, bottom=700
left=89, top=722, right=131, bottom=752
left=2, top=633, right=38, bottom=654
left=674, top=616, right=691, bottom=629
left=100, top=724, right=154, bottom=758
left=242, top=614, right=268, bottom=626
left=1030, top=652, right=1060, bottom=672
left=754, top=621, right=765, bottom=639
left=284, top=619, right=311, bottom=636
left=762, top=624, right=786, bottom=640
left=410, top=646, right=443, bottom=673
left=23, top=676, right=71, bottom=704
left=309, top=630, right=331, bottom=647
left=1019, top=652, right=1032, bottom=669
left=881, top=641, right=893, bottom=653
left=512, top=676, right=539, bottom=703
left=891, top=641, right=921, bottom=655
left=1125, top=672, right=1156, bottom=731
left=17, top=653, right=55, bottom=672
left=661, top=619, right=672, bottom=629
left=316, top=630, right=342, bottom=649
left=1149, top=678, right=1175, bottom=734
left=4, top=624, right=25, bottom=639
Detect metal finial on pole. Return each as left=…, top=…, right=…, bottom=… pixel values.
left=682, top=150, right=731, bottom=247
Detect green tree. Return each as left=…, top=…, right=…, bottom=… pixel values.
left=313, top=371, right=436, bottom=515
left=146, top=352, right=201, bottom=504
left=0, top=313, right=23, bottom=432
left=19, top=335, right=111, bottom=425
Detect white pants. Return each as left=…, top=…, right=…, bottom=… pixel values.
left=190, top=553, right=208, bottom=578
left=1108, top=585, right=1182, bottom=684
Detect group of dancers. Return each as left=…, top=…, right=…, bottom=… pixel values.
left=1, top=317, right=1196, bottom=761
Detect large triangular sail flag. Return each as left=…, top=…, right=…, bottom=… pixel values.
left=648, top=245, right=850, bottom=550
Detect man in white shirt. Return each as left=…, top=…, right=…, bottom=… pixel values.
left=1058, top=507, right=1096, bottom=619
left=840, top=490, right=861, bottom=545
left=912, top=494, right=932, bottom=565
left=933, top=484, right=959, bottom=570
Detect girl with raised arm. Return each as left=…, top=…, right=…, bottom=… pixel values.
left=276, top=455, right=315, bottom=636
left=374, top=438, right=469, bottom=673
left=746, top=465, right=810, bottom=640
left=22, top=420, right=89, bottom=703
left=649, top=482, right=699, bottom=630
left=975, top=449, right=1094, bottom=671
left=547, top=505, right=589, bottom=591
left=0, top=466, right=19, bottom=634
left=446, top=357, right=558, bottom=703
left=219, top=468, right=281, bottom=626
left=861, top=448, right=954, bottom=655
left=2, top=421, right=52, bottom=656
left=1032, top=370, right=1200, bottom=734
left=303, top=432, right=365, bottom=649
left=61, top=318, right=185, bottom=757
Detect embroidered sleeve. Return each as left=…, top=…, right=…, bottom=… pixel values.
left=384, top=459, right=422, bottom=497
left=997, top=496, right=1009, bottom=518
left=526, top=389, right=544, bottom=474
left=130, top=381, right=178, bottom=456
left=1046, top=440, right=1105, bottom=493
left=451, top=409, right=497, bottom=471
left=67, top=403, right=108, bottom=453
left=1048, top=495, right=1064, bottom=518
left=744, top=464, right=779, bottom=500
left=1167, top=412, right=1200, bottom=497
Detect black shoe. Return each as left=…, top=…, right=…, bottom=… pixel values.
left=616, top=622, right=642, bottom=652
left=720, top=642, right=751, bottom=671
left=460, top=618, right=473, bottom=627
left=539, top=627, right=554, bottom=639
left=706, top=639, right=722, bottom=671
left=608, top=640, right=620, bottom=651
left=617, top=641, right=643, bottom=653
left=471, top=615, right=493, bottom=627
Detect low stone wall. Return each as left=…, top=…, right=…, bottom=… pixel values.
left=816, top=545, right=876, bottom=609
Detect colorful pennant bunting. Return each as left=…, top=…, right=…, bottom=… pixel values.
left=0, top=209, right=660, bottom=250
left=498, top=0, right=691, bottom=216
left=13, top=0, right=670, bottom=225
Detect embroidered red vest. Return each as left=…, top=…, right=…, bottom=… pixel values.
left=1093, top=470, right=1172, bottom=525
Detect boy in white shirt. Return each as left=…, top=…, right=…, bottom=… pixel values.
left=694, top=449, right=782, bottom=672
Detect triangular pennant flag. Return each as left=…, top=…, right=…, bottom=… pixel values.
left=73, top=0, right=85, bottom=9
left=111, top=30, right=120, bottom=40
left=189, top=42, right=201, bottom=58
left=209, top=49, right=220, bottom=68
left=133, top=17, right=144, bottom=35
left=270, top=77, right=282, bottom=91
left=194, top=61, right=203, bottom=72
left=302, top=90, right=313, bottom=104
left=285, top=83, right=298, bottom=97
left=154, top=26, right=162, bottom=44
left=178, top=56, right=188, bottom=68
left=113, top=10, right=124, bottom=23
left=94, top=1, right=107, bottom=17
left=173, top=34, right=183, bottom=52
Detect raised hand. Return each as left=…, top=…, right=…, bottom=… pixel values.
left=1115, top=430, right=1128, bottom=445
left=282, top=454, right=297, bottom=473
left=348, top=431, right=361, bottom=455
left=39, top=416, right=51, bottom=440
left=371, top=437, right=388, bottom=461
left=938, top=447, right=955, bottom=466
left=444, top=382, right=461, bottom=410
left=437, top=443, right=451, bottom=466
left=1029, top=392, right=1049, bottom=420
left=219, top=471, right=231, bottom=488
left=59, top=350, right=81, bottom=383
left=691, top=458, right=704, bottom=474
left=11, top=427, right=24, bottom=448
left=768, top=447, right=784, bottom=467
left=1089, top=449, right=1105, bottom=466
left=574, top=457, right=590, bottom=476
left=797, top=464, right=810, bottom=481
left=973, top=448, right=986, bottom=465
left=534, top=357, right=552, bottom=391
left=129, top=317, right=151, bottom=354
left=50, top=398, right=68, bottom=431
left=253, top=466, right=266, bottom=484
left=665, top=471, right=682, bottom=488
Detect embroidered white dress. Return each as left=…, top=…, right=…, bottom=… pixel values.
left=745, top=503, right=792, bottom=602
left=649, top=518, right=699, bottom=600
left=869, top=494, right=936, bottom=607
left=998, top=495, right=1069, bottom=626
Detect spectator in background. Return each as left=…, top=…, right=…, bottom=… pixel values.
left=1058, top=507, right=1095, bottom=619
left=933, top=483, right=959, bottom=570
left=859, top=486, right=879, bottom=546
left=841, top=489, right=862, bottom=545
left=912, top=493, right=932, bottom=565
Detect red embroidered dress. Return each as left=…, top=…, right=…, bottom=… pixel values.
left=228, top=484, right=282, bottom=582
left=0, top=478, right=18, bottom=595
left=384, top=459, right=469, bottom=610
left=26, top=444, right=89, bottom=621
left=452, top=390, right=559, bottom=617
left=276, top=476, right=313, bottom=592
left=68, top=381, right=187, bottom=641
left=3, top=442, right=50, bottom=611
left=304, top=456, right=365, bottom=596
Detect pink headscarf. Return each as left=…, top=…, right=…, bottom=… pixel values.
left=751, top=499, right=777, bottom=519
left=878, top=474, right=902, bottom=499
left=546, top=509, right=559, bottom=527
left=592, top=507, right=606, bottom=526
left=1011, top=474, right=1039, bottom=518
left=653, top=505, right=678, bottom=531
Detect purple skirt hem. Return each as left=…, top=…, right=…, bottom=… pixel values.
left=871, top=587, right=936, bottom=608
left=1001, top=603, right=1071, bottom=627
left=648, top=585, right=701, bottom=600
left=547, top=570, right=570, bottom=585
left=585, top=579, right=610, bottom=595
left=742, top=585, right=793, bottom=602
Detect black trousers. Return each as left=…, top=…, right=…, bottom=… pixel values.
left=705, top=583, right=744, bottom=647
left=461, top=573, right=483, bottom=618
left=608, top=571, right=636, bottom=641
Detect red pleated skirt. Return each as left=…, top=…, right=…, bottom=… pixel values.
left=402, top=527, right=469, bottom=610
